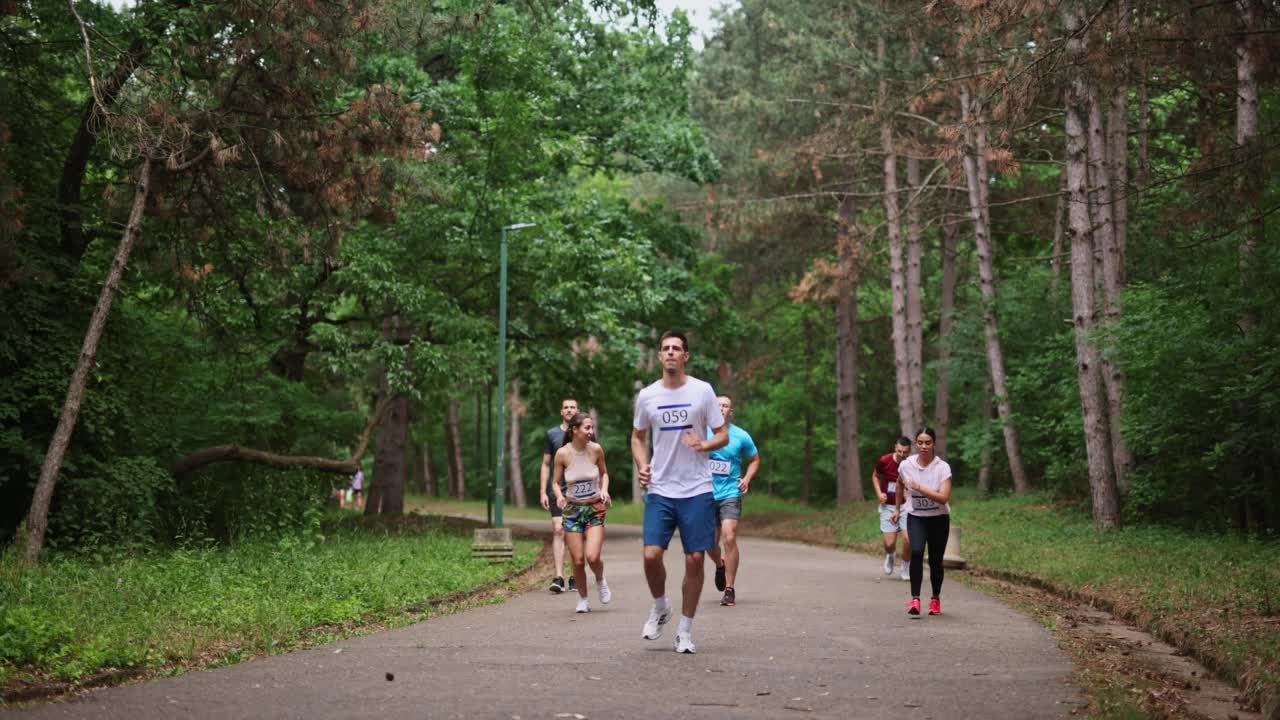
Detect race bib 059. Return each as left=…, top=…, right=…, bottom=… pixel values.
left=708, top=459, right=731, bottom=476
left=886, top=481, right=896, bottom=494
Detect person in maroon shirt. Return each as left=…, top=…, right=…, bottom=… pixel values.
left=871, top=437, right=912, bottom=579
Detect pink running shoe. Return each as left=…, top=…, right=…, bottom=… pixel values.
left=907, top=597, right=921, bottom=615
left=928, top=597, right=941, bottom=615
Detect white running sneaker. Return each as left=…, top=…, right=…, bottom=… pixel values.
left=674, top=632, right=696, bottom=654
left=575, top=598, right=590, bottom=613
left=598, top=580, right=612, bottom=605
left=641, top=605, right=671, bottom=640
left=883, top=554, right=894, bottom=575
left=900, top=563, right=909, bottom=581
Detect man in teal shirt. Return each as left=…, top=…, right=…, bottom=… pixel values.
left=705, top=395, right=760, bottom=607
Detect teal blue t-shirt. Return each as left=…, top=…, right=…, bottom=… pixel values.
left=706, top=424, right=758, bottom=501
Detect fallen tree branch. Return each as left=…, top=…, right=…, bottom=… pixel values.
left=170, top=395, right=392, bottom=477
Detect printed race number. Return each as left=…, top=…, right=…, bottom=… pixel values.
left=886, top=481, right=897, bottom=494
left=568, top=481, right=596, bottom=499
left=911, top=495, right=938, bottom=510
left=708, top=460, right=731, bottom=476
left=661, top=408, right=690, bottom=424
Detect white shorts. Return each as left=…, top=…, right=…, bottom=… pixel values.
left=879, top=503, right=907, bottom=533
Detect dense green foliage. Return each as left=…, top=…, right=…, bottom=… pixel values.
left=0, top=517, right=538, bottom=684
left=2, top=0, right=1277, bottom=557
left=679, top=0, right=1280, bottom=530
left=0, top=0, right=733, bottom=550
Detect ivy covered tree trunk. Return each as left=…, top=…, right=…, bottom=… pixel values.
left=445, top=398, right=465, bottom=500
left=1063, top=4, right=1121, bottom=530
left=835, top=196, right=863, bottom=505
left=933, top=197, right=959, bottom=459
left=22, top=162, right=151, bottom=563
left=961, top=86, right=1029, bottom=494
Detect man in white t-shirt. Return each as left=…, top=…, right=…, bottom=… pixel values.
left=631, top=331, right=728, bottom=654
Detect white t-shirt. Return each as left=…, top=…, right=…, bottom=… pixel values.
left=633, top=376, right=725, bottom=499
left=898, top=454, right=952, bottom=517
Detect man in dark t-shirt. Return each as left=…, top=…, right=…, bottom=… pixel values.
left=871, top=437, right=913, bottom=581
left=540, top=398, right=578, bottom=593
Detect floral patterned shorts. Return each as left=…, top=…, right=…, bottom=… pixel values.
left=562, top=501, right=608, bottom=533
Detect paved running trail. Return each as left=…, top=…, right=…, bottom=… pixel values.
left=12, top=524, right=1084, bottom=719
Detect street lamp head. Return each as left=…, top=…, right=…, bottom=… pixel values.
left=503, top=223, right=536, bottom=231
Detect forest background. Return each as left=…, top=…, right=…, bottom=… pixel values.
left=2, top=0, right=1278, bottom=554
left=1, top=0, right=1279, bottom=712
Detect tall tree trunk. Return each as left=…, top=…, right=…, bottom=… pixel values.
left=905, top=154, right=925, bottom=428
left=445, top=398, right=465, bottom=500
left=934, top=194, right=959, bottom=459
left=1050, top=171, right=1067, bottom=301
left=961, top=86, right=1030, bottom=494
left=1088, top=82, right=1134, bottom=494
left=835, top=196, right=864, bottom=505
left=632, top=378, right=645, bottom=501
left=978, top=381, right=993, bottom=496
left=1236, top=0, right=1261, bottom=332
left=508, top=380, right=527, bottom=508
left=21, top=161, right=151, bottom=563
left=879, top=35, right=914, bottom=436
left=421, top=443, right=436, bottom=497
left=802, top=315, right=815, bottom=505
left=1063, top=4, right=1121, bottom=530
left=368, top=317, right=409, bottom=515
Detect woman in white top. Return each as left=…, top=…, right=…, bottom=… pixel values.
left=553, top=413, right=612, bottom=613
left=891, top=427, right=952, bottom=616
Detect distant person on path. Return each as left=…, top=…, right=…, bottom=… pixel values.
left=350, top=469, right=364, bottom=511
left=552, top=412, right=613, bottom=614
left=541, top=398, right=580, bottom=593
left=632, top=330, right=729, bottom=654
left=893, top=427, right=952, bottom=616
left=705, top=395, right=759, bottom=607
left=872, top=436, right=913, bottom=581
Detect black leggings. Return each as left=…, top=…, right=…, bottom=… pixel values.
left=907, top=513, right=950, bottom=598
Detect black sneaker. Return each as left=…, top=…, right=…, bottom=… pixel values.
left=714, top=563, right=727, bottom=592
left=567, top=576, right=577, bottom=592
left=720, top=587, right=736, bottom=606
left=549, top=576, right=565, bottom=593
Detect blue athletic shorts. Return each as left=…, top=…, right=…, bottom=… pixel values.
left=642, top=492, right=716, bottom=552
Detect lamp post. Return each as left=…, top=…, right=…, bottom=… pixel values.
left=494, top=222, right=535, bottom=529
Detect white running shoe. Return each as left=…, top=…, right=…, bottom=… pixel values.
left=674, top=632, right=696, bottom=654
left=575, top=598, right=590, bottom=613
left=598, top=580, right=612, bottom=605
left=900, top=563, right=910, bottom=581
left=641, top=605, right=671, bottom=640
left=883, top=554, right=894, bottom=575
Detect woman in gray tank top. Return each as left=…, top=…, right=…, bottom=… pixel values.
left=553, top=412, right=613, bottom=613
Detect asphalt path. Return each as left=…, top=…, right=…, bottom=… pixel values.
left=11, top=522, right=1083, bottom=719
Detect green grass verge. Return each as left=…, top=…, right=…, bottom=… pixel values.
left=800, top=488, right=1280, bottom=714
left=0, top=516, right=540, bottom=688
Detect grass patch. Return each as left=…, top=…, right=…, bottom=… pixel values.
left=0, top=514, right=539, bottom=693
left=766, top=488, right=1280, bottom=716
